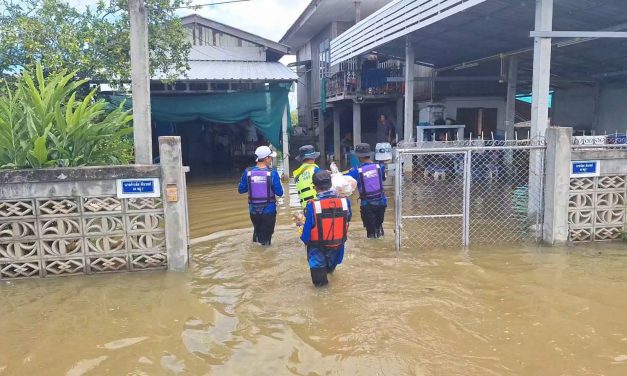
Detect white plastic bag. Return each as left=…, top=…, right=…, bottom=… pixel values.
left=330, top=162, right=357, bottom=197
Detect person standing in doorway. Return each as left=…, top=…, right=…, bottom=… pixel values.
left=293, top=145, right=321, bottom=209
left=377, top=114, right=396, bottom=145
left=300, top=171, right=351, bottom=287
left=344, top=143, right=387, bottom=238
left=238, top=146, right=284, bottom=246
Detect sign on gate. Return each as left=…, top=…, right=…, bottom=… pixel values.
left=116, top=178, right=161, bottom=198
left=571, top=160, right=600, bottom=178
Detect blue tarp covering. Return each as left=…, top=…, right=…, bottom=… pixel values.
left=150, top=86, right=291, bottom=148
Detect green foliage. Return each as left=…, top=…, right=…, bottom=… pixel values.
left=0, top=64, right=133, bottom=169
left=0, top=0, right=191, bottom=84
left=291, top=110, right=298, bottom=126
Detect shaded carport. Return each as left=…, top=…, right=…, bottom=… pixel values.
left=331, top=0, right=627, bottom=140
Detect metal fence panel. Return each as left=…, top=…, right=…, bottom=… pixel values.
left=397, top=151, right=466, bottom=249
left=395, top=140, right=546, bottom=250
left=468, top=148, right=545, bottom=245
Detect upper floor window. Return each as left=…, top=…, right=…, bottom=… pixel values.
left=187, top=24, right=260, bottom=48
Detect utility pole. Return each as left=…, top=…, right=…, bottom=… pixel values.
left=129, top=0, right=153, bottom=164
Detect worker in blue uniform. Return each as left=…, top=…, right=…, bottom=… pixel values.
left=344, top=143, right=387, bottom=238
left=238, top=146, right=284, bottom=245
left=300, top=170, right=352, bottom=287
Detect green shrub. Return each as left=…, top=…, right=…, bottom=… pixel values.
left=0, top=64, right=133, bottom=169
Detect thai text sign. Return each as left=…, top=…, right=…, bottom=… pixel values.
left=571, top=160, right=600, bottom=178
left=116, top=178, right=161, bottom=198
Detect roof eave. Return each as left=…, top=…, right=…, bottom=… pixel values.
left=279, top=0, right=322, bottom=47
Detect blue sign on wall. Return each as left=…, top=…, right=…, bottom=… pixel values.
left=116, top=178, right=161, bottom=198
left=571, top=160, right=600, bottom=178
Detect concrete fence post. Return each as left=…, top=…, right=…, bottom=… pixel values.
left=159, top=136, right=190, bottom=271
left=543, top=127, right=572, bottom=244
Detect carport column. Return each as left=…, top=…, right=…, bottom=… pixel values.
left=159, top=136, right=190, bottom=271
left=530, top=0, right=553, bottom=137
left=129, top=0, right=152, bottom=164
left=353, top=102, right=362, bottom=146
left=403, top=37, right=415, bottom=143
left=528, top=0, right=553, bottom=219
left=505, top=55, right=519, bottom=138
left=396, top=97, right=404, bottom=143
left=333, top=108, right=341, bottom=164
left=281, top=105, right=290, bottom=179
left=505, top=56, right=519, bottom=168
left=543, top=127, right=572, bottom=245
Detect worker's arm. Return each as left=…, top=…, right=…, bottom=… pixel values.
left=380, top=163, right=387, bottom=182
left=237, top=169, right=248, bottom=194
left=300, top=203, right=315, bottom=245
left=272, top=169, right=284, bottom=197
left=343, top=167, right=359, bottom=181
left=346, top=199, right=352, bottom=222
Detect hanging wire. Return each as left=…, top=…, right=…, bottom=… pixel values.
left=178, top=0, right=252, bottom=8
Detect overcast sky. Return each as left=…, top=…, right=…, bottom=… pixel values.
left=69, top=0, right=309, bottom=45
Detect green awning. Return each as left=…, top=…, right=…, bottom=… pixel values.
left=104, top=86, right=291, bottom=148
left=150, top=86, right=291, bottom=148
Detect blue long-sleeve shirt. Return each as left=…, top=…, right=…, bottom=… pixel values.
left=344, top=162, right=387, bottom=206
left=238, top=166, right=284, bottom=214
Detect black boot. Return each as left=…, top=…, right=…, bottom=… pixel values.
left=326, top=265, right=336, bottom=274
left=310, top=268, right=328, bottom=287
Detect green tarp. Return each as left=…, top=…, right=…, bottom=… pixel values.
left=150, top=86, right=291, bottom=148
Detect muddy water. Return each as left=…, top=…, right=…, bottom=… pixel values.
left=2, top=179, right=627, bottom=375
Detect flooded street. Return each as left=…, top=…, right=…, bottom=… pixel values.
left=2, top=179, right=627, bottom=375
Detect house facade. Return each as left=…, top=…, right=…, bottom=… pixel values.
left=149, top=14, right=297, bottom=176
left=280, top=0, right=432, bottom=168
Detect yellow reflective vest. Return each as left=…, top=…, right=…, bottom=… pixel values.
left=293, top=163, right=318, bottom=208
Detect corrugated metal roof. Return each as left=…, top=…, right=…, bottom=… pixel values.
left=155, top=60, right=298, bottom=82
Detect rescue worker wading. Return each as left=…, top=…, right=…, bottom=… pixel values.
left=293, top=145, right=321, bottom=209
left=238, top=146, right=284, bottom=246
left=344, top=143, right=387, bottom=239
left=300, top=171, right=352, bottom=287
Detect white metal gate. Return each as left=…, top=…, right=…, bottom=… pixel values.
left=394, top=140, right=546, bottom=250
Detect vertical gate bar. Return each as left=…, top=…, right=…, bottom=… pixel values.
left=463, top=150, right=472, bottom=248
left=394, top=148, right=402, bottom=251
left=536, top=149, right=546, bottom=242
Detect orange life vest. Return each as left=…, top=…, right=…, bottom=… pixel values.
left=309, top=197, right=349, bottom=249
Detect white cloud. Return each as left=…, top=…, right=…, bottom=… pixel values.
left=180, top=0, right=309, bottom=43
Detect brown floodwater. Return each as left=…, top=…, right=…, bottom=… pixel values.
left=1, top=178, right=627, bottom=375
